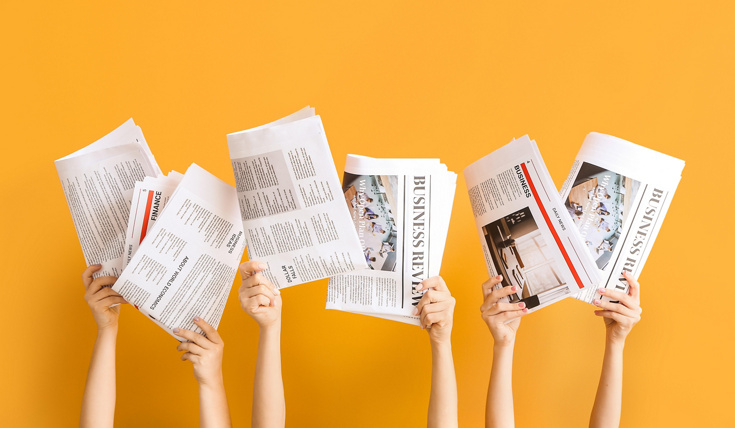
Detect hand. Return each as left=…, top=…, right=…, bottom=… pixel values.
left=174, top=317, right=225, bottom=387
left=415, top=276, right=456, bottom=345
left=593, top=271, right=642, bottom=345
left=480, top=275, right=528, bottom=347
left=239, top=261, right=281, bottom=329
left=82, top=264, right=127, bottom=331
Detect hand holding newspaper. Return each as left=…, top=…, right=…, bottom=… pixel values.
left=559, top=132, right=685, bottom=304
left=326, top=155, right=457, bottom=326
left=55, top=119, right=162, bottom=278
left=464, top=136, right=601, bottom=315
left=113, top=164, right=246, bottom=339
left=227, top=107, right=367, bottom=289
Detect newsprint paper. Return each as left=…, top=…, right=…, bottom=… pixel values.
left=559, top=132, right=685, bottom=304
left=326, top=156, right=457, bottom=326
left=55, top=119, right=162, bottom=278
left=113, top=164, right=247, bottom=340
left=227, top=107, right=367, bottom=289
left=464, top=136, right=601, bottom=315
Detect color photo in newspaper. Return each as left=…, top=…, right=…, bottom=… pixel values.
left=559, top=132, right=685, bottom=304
left=465, top=136, right=600, bottom=315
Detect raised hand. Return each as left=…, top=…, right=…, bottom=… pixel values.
left=480, top=275, right=528, bottom=347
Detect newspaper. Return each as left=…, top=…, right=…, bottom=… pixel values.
left=122, top=171, right=184, bottom=269
left=113, top=164, right=246, bottom=339
left=464, top=136, right=601, bottom=314
left=559, top=132, right=685, bottom=303
left=326, top=156, right=457, bottom=326
left=227, top=107, right=367, bottom=289
left=55, top=119, right=162, bottom=278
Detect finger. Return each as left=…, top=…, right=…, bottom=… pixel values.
left=482, top=275, right=503, bottom=298
left=414, top=289, right=451, bottom=315
left=623, top=271, right=641, bottom=302
left=249, top=294, right=272, bottom=312
left=481, top=285, right=520, bottom=312
left=177, top=341, right=205, bottom=356
left=416, top=276, right=448, bottom=292
left=85, top=276, right=117, bottom=296
left=91, top=287, right=124, bottom=303
left=173, top=327, right=212, bottom=349
left=421, top=310, right=446, bottom=329
left=82, top=264, right=102, bottom=288
left=482, top=301, right=526, bottom=316
left=242, top=282, right=278, bottom=302
left=239, top=260, right=268, bottom=278
left=597, top=288, right=636, bottom=310
left=420, top=299, right=452, bottom=317
left=593, top=298, right=637, bottom=318
left=96, top=296, right=129, bottom=308
left=193, top=317, right=222, bottom=344
left=594, top=310, right=628, bottom=324
left=181, top=352, right=200, bottom=364
left=493, top=308, right=529, bottom=323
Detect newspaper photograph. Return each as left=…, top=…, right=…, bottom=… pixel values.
left=113, top=164, right=246, bottom=340
left=559, top=132, right=685, bottom=303
left=55, top=119, right=162, bottom=278
left=227, top=107, right=367, bottom=289
left=326, top=156, right=457, bottom=326
left=465, top=136, right=601, bottom=315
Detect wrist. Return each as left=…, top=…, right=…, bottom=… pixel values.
left=605, top=336, right=626, bottom=352
left=430, top=337, right=452, bottom=352
left=198, top=373, right=225, bottom=390
left=97, top=323, right=118, bottom=337
left=493, top=340, right=515, bottom=353
left=259, top=321, right=281, bottom=337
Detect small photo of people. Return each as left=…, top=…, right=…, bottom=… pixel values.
left=564, top=162, right=641, bottom=269
left=482, top=207, right=567, bottom=308
left=342, top=172, right=399, bottom=271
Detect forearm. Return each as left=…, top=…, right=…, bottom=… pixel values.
left=80, top=327, right=118, bottom=428
left=199, top=377, right=232, bottom=428
left=253, top=323, right=285, bottom=428
left=428, top=340, right=458, bottom=428
left=589, top=340, right=625, bottom=428
left=486, top=343, right=515, bottom=428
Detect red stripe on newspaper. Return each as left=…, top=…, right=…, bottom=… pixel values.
left=520, top=163, right=584, bottom=289
left=139, top=190, right=155, bottom=244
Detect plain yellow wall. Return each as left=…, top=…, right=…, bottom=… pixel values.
left=1, top=1, right=733, bottom=427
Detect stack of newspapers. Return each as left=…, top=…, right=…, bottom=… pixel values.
left=464, top=134, right=684, bottom=315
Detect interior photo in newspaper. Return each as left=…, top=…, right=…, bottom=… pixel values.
left=113, top=164, right=246, bottom=339
left=227, top=107, right=367, bottom=289
left=464, top=136, right=601, bottom=315
left=55, top=119, right=162, bottom=278
left=326, top=156, right=457, bottom=326
left=559, top=132, right=685, bottom=303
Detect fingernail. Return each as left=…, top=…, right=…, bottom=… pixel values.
left=522, top=308, right=528, bottom=313
left=495, top=275, right=502, bottom=280
left=193, top=316, right=201, bottom=322
left=511, top=286, right=517, bottom=291
left=598, top=288, right=606, bottom=294
left=258, top=262, right=267, bottom=270
left=173, top=328, right=180, bottom=334
left=594, top=310, right=601, bottom=315
left=593, top=299, right=601, bottom=305
left=518, top=302, right=526, bottom=308
left=416, top=283, right=423, bottom=291
left=413, top=307, right=419, bottom=315
left=273, top=288, right=281, bottom=295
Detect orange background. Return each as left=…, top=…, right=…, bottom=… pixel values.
left=2, top=1, right=733, bottom=427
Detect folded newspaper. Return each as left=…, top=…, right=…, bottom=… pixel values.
left=326, top=155, right=458, bottom=326
left=464, top=136, right=601, bottom=315
left=227, top=107, right=367, bottom=289
left=55, top=119, right=163, bottom=278
left=113, top=163, right=246, bottom=339
left=559, top=132, right=685, bottom=304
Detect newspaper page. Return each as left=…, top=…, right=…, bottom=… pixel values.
left=326, top=156, right=457, bottom=326
left=227, top=107, right=367, bottom=289
left=113, top=164, right=246, bottom=339
left=122, top=171, right=184, bottom=269
left=559, top=132, right=685, bottom=303
left=55, top=119, right=162, bottom=278
left=464, top=136, right=601, bottom=314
